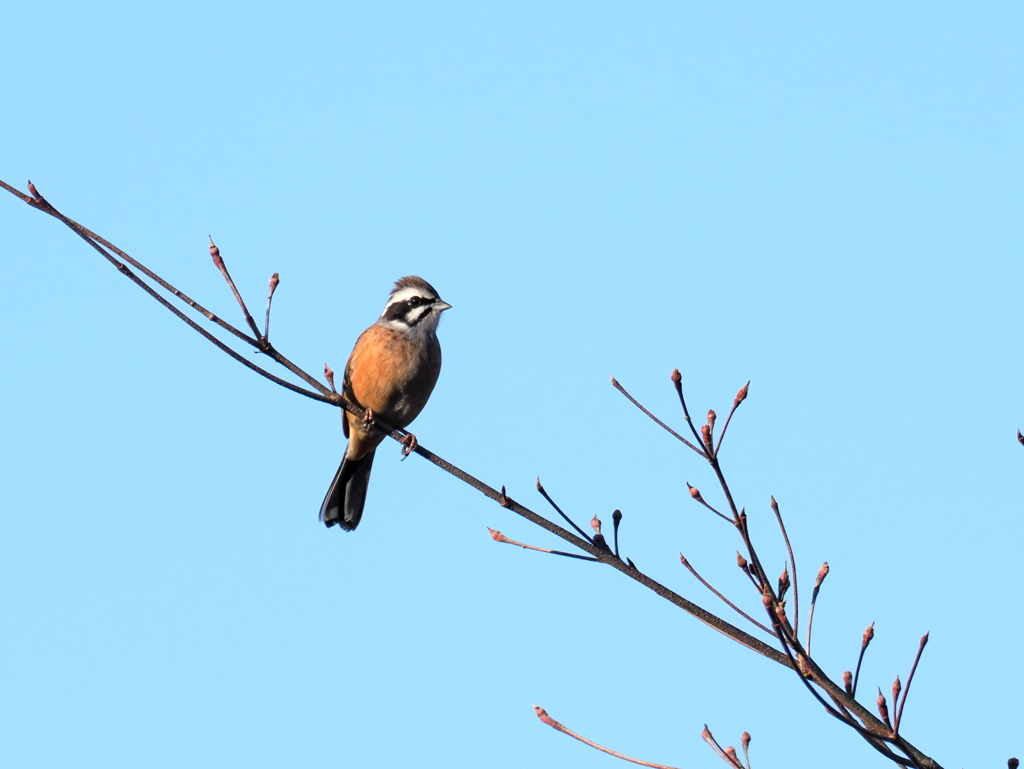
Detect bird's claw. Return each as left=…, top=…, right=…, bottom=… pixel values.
left=400, top=432, right=418, bottom=458
left=362, top=408, right=375, bottom=429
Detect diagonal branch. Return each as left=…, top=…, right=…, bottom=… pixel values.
left=3, top=178, right=944, bottom=769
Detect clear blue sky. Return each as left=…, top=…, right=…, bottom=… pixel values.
left=2, top=3, right=1022, bottom=768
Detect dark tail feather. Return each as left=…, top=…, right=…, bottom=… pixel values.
left=319, top=450, right=376, bottom=531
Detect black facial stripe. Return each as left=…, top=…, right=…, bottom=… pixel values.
left=383, top=301, right=409, bottom=323
left=406, top=303, right=436, bottom=326
left=383, top=296, right=436, bottom=326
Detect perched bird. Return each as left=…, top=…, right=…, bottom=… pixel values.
left=319, top=276, right=451, bottom=531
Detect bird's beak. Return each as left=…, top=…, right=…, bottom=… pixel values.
left=436, top=300, right=452, bottom=311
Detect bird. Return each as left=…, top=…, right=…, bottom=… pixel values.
left=319, top=276, right=451, bottom=531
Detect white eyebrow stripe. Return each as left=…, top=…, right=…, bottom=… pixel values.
left=382, top=286, right=438, bottom=314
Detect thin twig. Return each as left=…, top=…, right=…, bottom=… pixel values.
left=487, top=528, right=599, bottom=562
left=735, top=511, right=773, bottom=607
left=714, top=381, right=749, bottom=455
left=534, top=705, right=683, bottom=769
left=535, top=478, right=592, bottom=543
left=612, top=509, right=622, bottom=558
left=670, top=368, right=707, bottom=449
left=265, top=272, right=280, bottom=340
left=769, top=496, right=799, bottom=633
left=209, top=237, right=263, bottom=340
left=894, top=632, right=929, bottom=735
left=852, top=623, right=875, bottom=699
left=687, top=484, right=732, bottom=523
left=679, top=554, right=773, bottom=635
left=806, top=562, right=829, bottom=655
left=612, top=376, right=704, bottom=455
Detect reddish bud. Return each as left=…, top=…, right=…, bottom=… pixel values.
left=701, top=424, right=712, bottom=447
left=770, top=496, right=779, bottom=515
left=269, top=272, right=280, bottom=294
left=815, top=561, right=830, bottom=587
left=27, top=180, right=40, bottom=199
left=736, top=552, right=748, bottom=570
left=671, top=368, right=682, bottom=385
left=862, top=622, right=875, bottom=650
left=706, top=409, right=716, bottom=429
left=533, top=704, right=557, bottom=727
left=892, top=675, right=902, bottom=707
left=687, top=483, right=703, bottom=502
left=843, top=670, right=853, bottom=693
left=779, top=565, right=790, bottom=592
left=590, top=515, right=602, bottom=535
left=535, top=477, right=544, bottom=492
left=323, top=363, right=336, bottom=392
left=209, top=237, right=223, bottom=268
left=487, top=528, right=509, bottom=543
left=724, top=746, right=738, bottom=764
left=735, top=381, right=750, bottom=404
left=499, top=486, right=511, bottom=508
left=741, top=731, right=751, bottom=750
left=877, top=689, right=890, bottom=724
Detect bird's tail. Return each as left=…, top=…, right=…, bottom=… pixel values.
left=319, top=450, right=376, bottom=531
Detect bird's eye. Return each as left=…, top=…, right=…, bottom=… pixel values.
left=408, top=296, right=424, bottom=307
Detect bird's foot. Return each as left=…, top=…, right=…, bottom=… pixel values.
left=361, top=408, right=375, bottom=429
left=400, top=432, right=418, bottom=458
